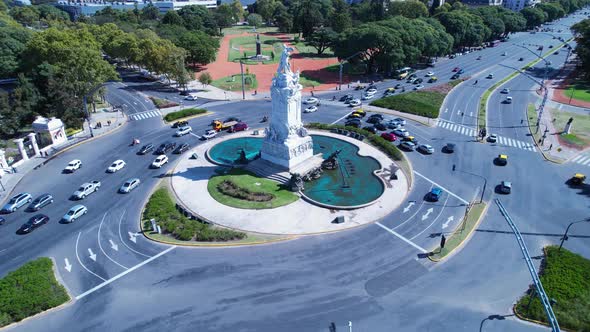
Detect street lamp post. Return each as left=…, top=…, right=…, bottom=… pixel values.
left=558, top=218, right=590, bottom=251
left=339, top=51, right=364, bottom=91
left=457, top=169, right=487, bottom=203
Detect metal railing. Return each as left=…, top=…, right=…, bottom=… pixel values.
left=495, top=199, right=560, bottom=332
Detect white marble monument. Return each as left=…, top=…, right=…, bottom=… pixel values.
left=261, top=45, right=315, bottom=170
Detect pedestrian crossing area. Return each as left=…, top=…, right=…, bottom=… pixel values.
left=130, top=110, right=162, bottom=121
left=571, top=154, right=590, bottom=167
left=438, top=120, right=536, bottom=152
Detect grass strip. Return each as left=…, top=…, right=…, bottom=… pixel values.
left=0, top=258, right=69, bottom=327
left=163, top=108, right=207, bottom=122
left=207, top=168, right=299, bottom=209
left=429, top=202, right=486, bottom=261
left=299, top=74, right=322, bottom=87
left=211, top=74, right=258, bottom=91
left=370, top=91, right=445, bottom=118
left=514, top=246, right=590, bottom=331
left=149, top=96, right=179, bottom=109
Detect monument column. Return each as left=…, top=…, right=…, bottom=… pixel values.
left=27, top=133, right=40, bottom=157
left=13, top=138, right=28, bottom=161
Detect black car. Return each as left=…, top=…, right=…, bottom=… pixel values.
left=172, top=120, right=188, bottom=128
left=394, top=84, right=402, bottom=89
left=518, top=57, right=524, bottom=61
left=225, top=117, right=240, bottom=122
left=174, top=143, right=190, bottom=154
left=18, top=214, right=49, bottom=234
left=156, top=142, right=176, bottom=154
left=414, top=78, right=423, bottom=84
left=340, top=94, right=353, bottom=102
left=345, top=120, right=361, bottom=128
left=451, top=73, right=460, bottom=80
left=444, top=143, right=456, bottom=153
left=28, top=194, right=53, bottom=211
left=366, top=117, right=381, bottom=124
left=368, top=114, right=384, bottom=121
left=0, top=216, right=5, bottom=225
left=362, top=126, right=378, bottom=134
left=138, top=143, right=155, bottom=155
left=374, top=123, right=387, bottom=131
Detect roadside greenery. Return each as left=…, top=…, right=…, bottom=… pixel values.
left=143, top=188, right=246, bottom=242
left=149, top=96, right=179, bottom=109
left=163, top=108, right=207, bottom=122
left=370, top=91, right=445, bottom=118
left=298, top=74, right=322, bottom=87
left=0, top=257, right=69, bottom=327
left=211, top=74, right=258, bottom=91
left=515, top=246, right=590, bottom=331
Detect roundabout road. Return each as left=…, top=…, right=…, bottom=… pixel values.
left=3, top=11, right=590, bottom=332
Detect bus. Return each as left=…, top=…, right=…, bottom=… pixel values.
left=396, top=67, right=412, bottom=80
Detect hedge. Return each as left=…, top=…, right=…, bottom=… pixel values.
left=143, top=188, right=246, bottom=242
left=370, top=91, right=445, bottom=118
left=305, top=123, right=404, bottom=161
left=163, top=108, right=207, bottom=122
left=149, top=96, right=179, bottom=109
left=0, top=258, right=69, bottom=327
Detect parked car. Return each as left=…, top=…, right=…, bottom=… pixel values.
left=174, top=143, right=190, bottom=154
left=393, top=128, right=410, bottom=137
left=202, top=130, right=218, bottom=140
left=347, top=113, right=362, bottom=120
left=380, top=132, right=397, bottom=141
left=362, top=126, right=378, bottom=134
left=352, top=109, right=366, bottom=117
left=344, top=120, right=361, bottom=128
left=444, top=143, right=456, bottom=153
left=369, top=114, right=384, bottom=121
left=28, top=194, right=53, bottom=211
left=1, top=193, right=32, bottom=213
left=487, top=134, right=498, bottom=143
left=61, top=205, right=88, bottom=223
left=427, top=187, right=443, bottom=201
left=151, top=155, right=169, bottom=168
left=156, top=142, right=176, bottom=154
left=228, top=122, right=249, bottom=132
left=366, top=117, right=381, bottom=124
left=304, top=106, right=318, bottom=113
left=400, top=141, right=416, bottom=150
left=175, top=125, right=192, bottom=137
left=417, top=144, right=434, bottom=154
left=73, top=181, right=101, bottom=200
left=501, top=88, right=510, bottom=94
left=119, top=178, right=141, bottom=193
left=374, top=123, right=387, bottom=131
left=499, top=181, right=512, bottom=194
left=304, top=97, right=319, bottom=104
left=18, top=214, right=49, bottom=234
left=172, top=120, right=188, bottom=128
left=138, top=144, right=154, bottom=155
left=107, top=160, right=126, bottom=173
left=64, top=159, right=82, bottom=173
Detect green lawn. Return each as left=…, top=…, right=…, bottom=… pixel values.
left=551, top=108, right=590, bottom=148
left=207, top=168, right=299, bottom=209
left=299, top=74, right=322, bottom=87
left=564, top=81, right=590, bottom=103
left=0, top=258, right=69, bottom=327
left=325, top=62, right=367, bottom=75
left=515, top=246, right=590, bottom=331
left=291, top=41, right=334, bottom=58
left=228, top=35, right=285, bottom=64
left=222, top=26, right=279, bottom=35
left=370, top=91, right=445, bottom=118
left=211, top=74, right=258, bottom=91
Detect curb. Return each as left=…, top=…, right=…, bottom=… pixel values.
left=525, top=103, right=567, bottom=164
left=428, top=202, right=489, bottom=262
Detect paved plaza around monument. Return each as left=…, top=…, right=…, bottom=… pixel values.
left=170, top=129, right=409, bottom=235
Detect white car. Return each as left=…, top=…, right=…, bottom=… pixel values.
left=64, top=160, right=82, bottom=173
left=151, top=155, right=169, bottom=168
left=366, top=88, right=377, bottom=95
left=304, top=97, right=319, bottom=104
left=393, top=118, right=406, bottom=125
left=400, top=141, right=416, bottom=150
left=393, top=128, right=410, bottom=137
left=362, top=93, right=374, bottom=100
left=175, top=125, right=192, bottom=136
left=119, top=178, right=141, bottom=193
left=107, top=159, right=126, bottom=173
left=304, top=106, right=318, bottom=113
left=505, top=96, right=513, bottom=104
left=501, top=88, right=510, bottom=94
left=426, top=71, right=435, bottom=77
left=488, top=134, right=498, bottom=143
left=414, top=85, right=425, bottom=90
left=349, top=99, right=362, bottom=107
left=202, top=130, right=217, bottom=140
left=184, top=94, right=198, bottom=101
left=417, top=144, right=434, bottom=154
left=61, top=205, right=87, bottom=223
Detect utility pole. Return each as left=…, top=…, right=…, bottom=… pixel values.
left=559, top=218, right=590, bottom=251
left=339, top=51, right=364, bottom=91
left=239, top=60, right=246, bottom=100
left=83, top=95, right=95, bottom=138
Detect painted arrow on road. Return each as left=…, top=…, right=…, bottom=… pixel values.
left=64, top=258, right=72, bottom=272
left=403, top=201, right=415, bottom=213
left=421, top=208, right=434, bottom=221
left=88, top=248, right=97, bottom=261
left=109, top=239, right=119, bottom=251
left=442, top=216, right=454, bottom=229
left=128, top=232, right=138, bottom=244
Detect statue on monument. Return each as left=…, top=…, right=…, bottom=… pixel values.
left=278, top=45, right=294, bottom=74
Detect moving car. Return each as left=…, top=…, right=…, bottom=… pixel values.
left=380, top=132, right=397, bottom=141
left=304, top=97, right=319, bottom=104
left=428, top=76, right=438, bottom=83
left=444, top=143, right=456, bottom=153
left=340, top=94, right=353, bottom=102
left=504, top=96, right=513, bottom=104
left=64, top=160, right=82, bottom=173
left=119, top=178, right=141, bottom=193
left=138, top=144, right=154, bottom=155
left=554, top=51, right=559, bottom=55
left=366, top=88, right=378, bottom=95
left=487, top=134, right=498, bottom=143
left=502, top=52, right=508, bottom=56
left=175, top=125, right=192, bottom=137
left=393, top=128, right=410, bottom=137
left=304, top=106, right=318, bottom=113
left=501, top=88, right=510, bottom=94
left=427, top=187, right=443, bottom=201
left=174, top=143, right=190, bottom=154
left=107, top=160, right=126, bottom=173
left=156, top=142, right=176, bottom=154
left=73, top=181, right=101, bottom=200
left=417, top=144, right=434, bottom=154
left=451, top=73, right=460, bottom=80
left=452, top=67, right=460, bottom=72
left=28, top=194, right=53, bottom=211
left=400, top=141, right=416, bottom=150
left=1, top=193, right=32, bottom=213
left=496, top=154, right=508, bottom=166
left=151, top=155, right=169, bottom=168
left=362, top=93, right=374, bottom=100
left=458, top=69, right=465, bottom=74
left=228, top=122, right=249, bottom=133
left=476, top=56, right=482, bottom=60
left=62, top=205, right=88, bottom=223
left=487, top=73, right=494, bottom=79
left=172, top=120, right=188, bottom=128
left=0, top=216, right=5, bottom=225
left=349, top=99, right=362, bottom=107
left=18, top=214, right=49, bottom=234
left=414, top=84, right=425, bottom=90
left=184, top=94, right=198, bottom=101
left=571, top=173, right=586, bottom=185
left=500, top=181, right=512, bottom=194
left=202, top=130, right=217, bottom=140
left=518, top=57, right=524, bottom=61
left=426, top=71, right=434, bottom=77
left=393, top=118, right=406, bottom=125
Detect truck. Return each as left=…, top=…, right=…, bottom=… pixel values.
left=72, top=181, right=101, bottom=200
left=212, top=120, right=238, bottom=131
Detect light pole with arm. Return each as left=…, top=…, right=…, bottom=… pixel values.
left=83, top=84, right=106, bottom=138
left=558, top=218, right=590, bottom=251
left=339, top=51, right=364, bottom=90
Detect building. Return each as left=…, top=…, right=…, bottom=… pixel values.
left=461, top=0, right=503, bottom=6
left=503, top=0, right=540, bottom=11
left=54, top=0, right=217, bottom=20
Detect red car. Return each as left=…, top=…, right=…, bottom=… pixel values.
left=452, top=67, right=460, bottom=72
left=228, top=122, right=248, bottom=133
left=381, top=132, right=397, bottom=142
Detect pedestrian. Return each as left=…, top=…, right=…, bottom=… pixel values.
left=255, top=90, right=257, bottom=95
left=461, top=112, right=464, bottom=117
left=347, top=84, right=350, bottom=88
left=520, top=119, right=524, bottom=124
left=549, top=144, right=553, bottom=150
left=311, top=91, right=315, bottom=97
left=107, top=120, right=111, bottom=126
left=552, top=118, right=556, bottom=123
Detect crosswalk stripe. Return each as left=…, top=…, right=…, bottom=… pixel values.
left=498, top=136, right=504, bottom=144
left=509, top=139, right=516, bottom=147
left=516, top=141, right=523, bottom=149
left=460, top=127, right=465, bottom=135
left=528, top=145, right=535, bottom=151
left=577, top=157, right=589, bottom=164
left=571, top=155, right=583, bottom=162
left=441, top=122, right=449, bottom=129
left=582, top=158, right=590, bottom=165
left=470, top=129, right=476, bottom=136
left=452, top=124, right=458, bottom=132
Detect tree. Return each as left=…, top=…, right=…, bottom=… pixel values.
left=198, top=72, right=213, bottom=87
left=521, top=7, right=547, bottom=29
left=292, top=0, right=325, bottom=38
left=330, top=0, right=352, bottom=33
left=572, top=19, right=590, bottom=77
left=471, top=7, right=505, bottom=39
left=162, top=10, right=185, bottom=26
left=178, top=30, right=219, bottom=66
left=0, top=91, right=21, bottom=137
left=436, top=11, right=490, bottom=48
left=501, top=10, right=527, bottom=34
left=307, top=27, right=336, bottom=55
left=388, top=1, right=429, bottom=19
left=537, top=2, right=566, bottom=22
left=256, top=0, right=277, bottom=24
left=215, top=4, right=235, bottom=34
left=247, top=13, right=263, bottom=28
left=230, top=0, right=245, bottom=22
left=141, top=4, right=159, bottom=20
left=274, top=3, right=293, bottom=32
left=177, top=5, right=218, bottom=35
left=0, top=25, right=32, bottom=78
left=10, top=6, right=40, bottom=26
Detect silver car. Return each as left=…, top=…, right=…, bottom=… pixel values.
left=417, top=144, right=434, bottom=154
left=1, top=193, right=32, bottom=213
left=120, top=178, right=141, bottom=193
left=62, top=205, right=88, bottom=223
left=28, top=194, right=54, bottom=211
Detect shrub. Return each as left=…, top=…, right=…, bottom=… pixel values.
left=163, top=108, right=207, bottom=122
left=0, top=258, right=69, bottom=327
left=149, top=96, right=179, bottom=109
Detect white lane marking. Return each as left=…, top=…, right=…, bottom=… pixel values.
left=410, top=195, right=450, bottom=240
left=571, top=155, right=583, bottom=162
left=457, top=109, right=461, bottom=115
left=75, top=246, right=176, bottom=300
left=117, top=210, right=151, bottom=258
left=376, top=222, right=428, bottom=253
left=394, top=198, right=428, bottom=230
left=413, top=171, right=470, bottom=205
left=331, top=113, right=350, bottom=125
left=576, top=156, right=589, bottom=164
left=583, top=158, right=590, bottom=165
left=88, top=248, right=97, bottom=261
left=75, top=232, right=107, bottom=282
left=498, top=136, right=504, bottom=144
left=64, top=258, right=72, bottom=272
left=460, top=127, right=466, bottom=135
left=190, top=132, right=201, bottom=139
left=98, top=213, right=129, bottom=270
left=509, top=138, right=516, bottom=147
left=517, top=141, right=523, bottom=149
left=444, top=108, right=448, bottom=113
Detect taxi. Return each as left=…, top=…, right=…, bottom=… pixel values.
left=496, top=154, right=508, bottom=166
left=428, top=76, right=438, bottom=83
left=571, top=173, right=586, bottom=185
left=352, top=109, right=366, bottom=117
left=402, top=136, right=418, bottom=144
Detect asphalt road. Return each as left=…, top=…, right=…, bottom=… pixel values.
left=2, top=10, right=590, bottom=332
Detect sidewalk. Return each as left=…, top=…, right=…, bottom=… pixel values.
left=0, top=108, right=127, bottom=205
